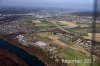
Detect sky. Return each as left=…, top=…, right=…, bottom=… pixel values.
left=0, top=0, right=94, bottom=10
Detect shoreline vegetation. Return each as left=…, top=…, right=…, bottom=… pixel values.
left=1, top=36, right=67, bottom=66
left=0, top=38, right=45, bottom=66
left=0, top=48, right=29, bottom=66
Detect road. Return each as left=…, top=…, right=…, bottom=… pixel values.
left=48, top=20, right=72, bottom=34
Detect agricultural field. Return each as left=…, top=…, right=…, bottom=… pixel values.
left=59, top=47, right=100, bottom=66
left=67, top=24, right=92, bottom=36
left=33, top=19, right=55, bottom=26
left=83, top=33, right=100, bottom=42
left=37, top=32, right=68, bottom=47
left=37, top=32, right=100, bottom=66
left=57, top=21, right=79, bottom=28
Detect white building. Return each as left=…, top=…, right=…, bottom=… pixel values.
left=16, top=35, right=27, bottom=45
left=35, top=41, right=47, bottom=48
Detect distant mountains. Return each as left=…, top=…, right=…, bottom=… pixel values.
left=0, top=6, right=100, bottom=16
left=0, top=6, right=91, bottom=14
left=71, top=12, right=100, bottom=16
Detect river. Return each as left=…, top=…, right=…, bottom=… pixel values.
left=0, top=38, right=45, bottom=66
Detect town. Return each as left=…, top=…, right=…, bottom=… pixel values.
left=0, top=7, right=100, bottom=66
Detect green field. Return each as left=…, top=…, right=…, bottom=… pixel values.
left=68, top=28, right=89, bottom=36
left=60, top=48, right=100, bottom=66
left=58, top=38, right=73, bottom=45
left=62, top=48, right=89, bottom=59
left=38, top=19, right=55, bottom=26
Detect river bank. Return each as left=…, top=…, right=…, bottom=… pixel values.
left=0, top=48, right=29, bottom=66
left=1, top=36, right=67, bottom=66
left=0, top=38, right=45, bottom=66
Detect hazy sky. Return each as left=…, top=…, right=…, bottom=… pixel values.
left=0, top=0, right=94, bottom=10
